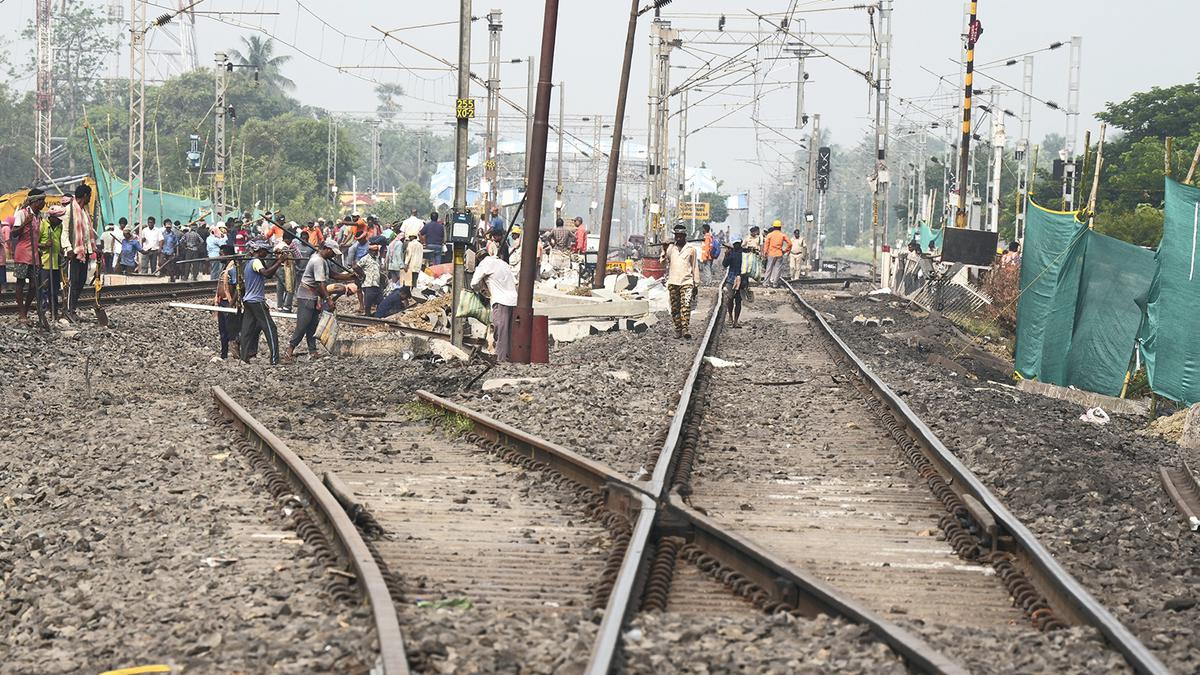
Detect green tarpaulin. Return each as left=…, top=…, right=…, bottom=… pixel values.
left=1141, top=179, right=1200, bottom=404
left=87, top=126, right=214, bottom=230
left=1014, top=199, right=1156, bottom=396
left=905, top=222, right=944, bottom=251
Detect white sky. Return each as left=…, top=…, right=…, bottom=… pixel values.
left=4, top=0, right=1199, bottom=196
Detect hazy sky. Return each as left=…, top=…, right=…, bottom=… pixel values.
left=5, top=0, right=1199, bottom=196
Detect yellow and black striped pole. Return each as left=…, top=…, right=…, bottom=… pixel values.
left=956, top=1, right=980, bottom=228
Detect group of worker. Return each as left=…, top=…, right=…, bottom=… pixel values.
left=2, top=186, right=98, bottom=325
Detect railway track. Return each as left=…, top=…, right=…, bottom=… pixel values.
left=1160, top=460, right=1200, bottom=532
left=207, top=279, right=1169, bottom=674
left=0, top=279, right=221, bottom=315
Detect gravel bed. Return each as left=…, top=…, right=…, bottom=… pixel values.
left=897, top=621, right=1126, bottom=674
left=0, top=306, right=378, bottom=673
left=449, top=292, right=719, bottom=478
left=618, top=612, right=906, bottom=674
left=405, top=608, right=598, bottom=674
left=808, top=290, right=1200, bottom=673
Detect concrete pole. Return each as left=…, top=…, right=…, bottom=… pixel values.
left=450, top=0, right=473, bottom=348
left=555, top=81, right=564, bottom=221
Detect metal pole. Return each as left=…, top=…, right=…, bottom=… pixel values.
left=955, top=0, right=978, bottom=228
left=510, top=0, right=561, bottom=363
left=129, top=0, right=147, bottom=228
left=34, top=0, right=53, bottom=182
left=450, top=0, right=472, bottom=349
left=879, top=0, right=893, bottom=244
left=555, top=81, right=564, bottom=220
left=213, top=53, right=227, bottom=219
left=525, top=55, right=535, bottom=185
left=988, top=87, right=1004, bottom=233
left=594, top=0, right=639, bottom=289
left=484, top=9, right=502, bottom=214
left=677, top=87, right=688, bottom=233
left=795, top=48, right=806, bottom=129
left=806, top=113, right=821, bottom=240
left=1015, top=54, right=1032, bottom=241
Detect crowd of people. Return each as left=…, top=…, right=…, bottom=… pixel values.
left=659, top=219, right=814, bottom=339
left=3, top=188, right=817, bottom=365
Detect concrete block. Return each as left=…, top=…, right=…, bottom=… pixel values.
left=333, top=333, right=432, bottom=359
left=1181, top=403, right=1200, bottom=450
left=482, top=377, right=544, bottom=392
left=430, top=340, right=471, bottom=363
left=1016, top=379, right=1150, bottom=416
left=547, top=320, right=589, bottom=344
left=589, top=321, right=619, bottom=334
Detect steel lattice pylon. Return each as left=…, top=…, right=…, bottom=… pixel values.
left=128, top=0, right=147, bottom=228
left=34, top=0, right=53, bottom=182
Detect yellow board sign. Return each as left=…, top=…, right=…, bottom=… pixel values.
left=455, top=98, right=476, bottom=120
left=679, top=201, right=711, bottom=220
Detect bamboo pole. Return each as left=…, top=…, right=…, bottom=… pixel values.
left=1085, top=123, right=1106, bottom=227
left=1185, top=138, right=1200, bottom=185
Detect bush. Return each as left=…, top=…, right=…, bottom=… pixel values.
left=983, top=261, right=1020, bottom=334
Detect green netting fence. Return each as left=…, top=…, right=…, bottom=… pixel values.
left=1014, top=200, right=1155, bottom=397
left=87, top=126, right=214, bottom=232
left=1140, top=179, right=1200, bottom=405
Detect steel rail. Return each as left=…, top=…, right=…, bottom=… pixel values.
left=0, top=280, right=223, bottom=314
left=647, top=289, right=725, bottom=495
left=413, top=390, right=654, bottom=675
left=785, top=282, right=1170, bottom=675
left=211, top=386, right=409, bottom=675
left=662, top=495, right=966, bottom=675
left=1160, top=461, right=1200, bottom=532
left=419, top=292, right=963, bottom=673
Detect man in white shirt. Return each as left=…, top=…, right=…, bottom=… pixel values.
left=660, top=223, right=701, bottom=339
left=470, top=246, right=518, bottom=362
left=401, top=208, right=425, bottom=240
left=140, top=218, right=164, bottom=273
left=102, top=223, right=121, bottom=273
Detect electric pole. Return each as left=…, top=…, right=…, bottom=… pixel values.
left=1015, top=54, right=1032, bottom=241
left=213, top=53, right=228, bottom=219
left=676, top=87, right=688, bottom=233
left=1063, top=35, right=1082, bottom=210
left=955, top=0, right=980, bottom=228
left=484, top=9, right=502, bottom=214
left=450, top=0, right=473, bottom=349
left=871, top=0, right=893, bottom=275
left=524, top=55, right=535, bottom=185
left=805, top=113, right=821, bottom=240
left=34, top=0, right=53, bottom=181
left=511, top=0, right=562, bottom=363
left=369, top=120, right=381, bottom=193
left=129, top=0, right=148, bottom=227
left=327, top=115, right=338, bottom=203
left=987, top=87, right=1004, bottom=233
left=555, top=81, right=564, bottom=220
left=594, top=0, right=640, bottom=290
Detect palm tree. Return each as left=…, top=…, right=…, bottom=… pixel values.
left=227, top=36, right=295, bottom=91
left=376, top=83, right=405, bottom=122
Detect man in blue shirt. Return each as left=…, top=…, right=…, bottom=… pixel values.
left=721, top=237, right=745, bottom=328
left=161, top=221, right=180, bottom=282
left=118, top=229, right=143, bottom=275
left=422, top=211, right=445, bottom=265
left=206, top=225, right=227, bottom=279
left=489, top=206, right=504, bottom=236
left=238, top=240, right=288, bottom=365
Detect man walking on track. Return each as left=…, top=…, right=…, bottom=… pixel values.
left=762, top=220, right=791, bottom=288
left=661, top=223, right=701, bottom=339
left=239, top=240, right=288, bottom=365
left=789, top=228, right=809, bottom=281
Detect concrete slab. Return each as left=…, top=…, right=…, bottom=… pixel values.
left=1016, top=379, right=1149, bottom=416
left=481, top=377, right=544, bottom=392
